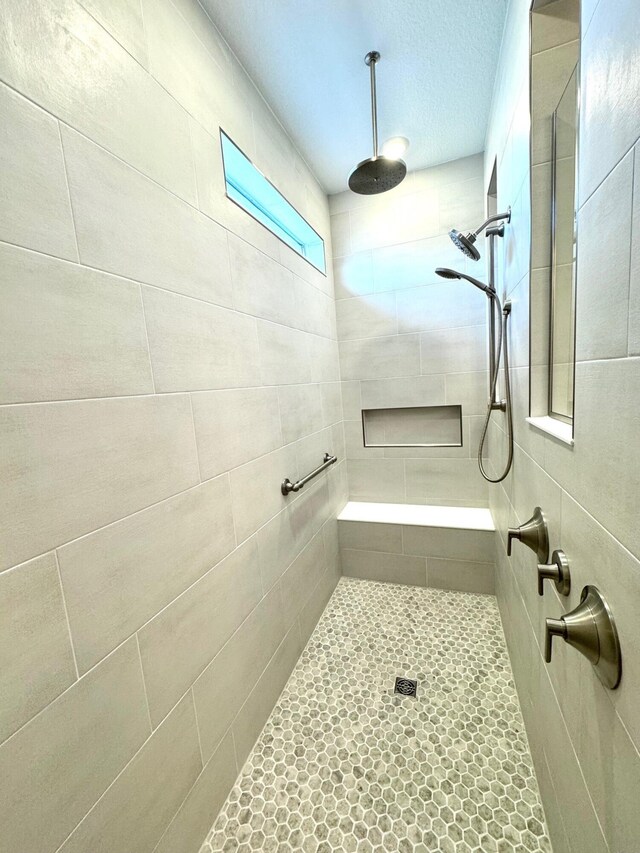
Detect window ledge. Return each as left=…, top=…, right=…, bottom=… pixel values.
left=526, top=416, right=574, bottom=446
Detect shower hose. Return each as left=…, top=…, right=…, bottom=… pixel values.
left=477, top=293, right=513, bottom=483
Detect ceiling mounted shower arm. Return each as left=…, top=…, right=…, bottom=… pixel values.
left=349, top=50, right=406, bottom=195
left=365, top=51, right=381, bottom=157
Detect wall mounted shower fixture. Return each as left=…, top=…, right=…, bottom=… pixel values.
left=437, top=205, right=513, bottom=481
left=507, top=507, right=549, bottom=563
left=348, top=52, right=407, bottom=195
left=448, top=208, right=511, bottom=262
left=545, top=586, right=622, bottom=690
left=538, top=549, right=571, bottom=596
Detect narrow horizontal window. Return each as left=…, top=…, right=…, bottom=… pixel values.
left=220, top=130, right=326, bottom=273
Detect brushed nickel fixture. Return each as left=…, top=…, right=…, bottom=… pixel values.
left=544, top=586, right=622, bottom=689
left=507, top=507, right=549, bottom=563
left=348, top=51, right=407, bottom=195
left=281, top=452, right=337, bottom=496
left=537, top=549, right=570, bottom=596
left=448, top=208, right=511, bottom=263
left=435, top=208, right=514, bottom=483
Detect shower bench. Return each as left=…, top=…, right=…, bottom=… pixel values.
left=337, top=501, right=496, bottom=594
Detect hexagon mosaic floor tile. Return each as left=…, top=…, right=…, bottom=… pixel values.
left=200, top=578, right=551, bottom=853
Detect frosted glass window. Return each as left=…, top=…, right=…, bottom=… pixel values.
left=220, top=130, right=326, bottom=273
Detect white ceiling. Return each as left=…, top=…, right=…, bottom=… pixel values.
left=202, top=0, right=509, bottom=195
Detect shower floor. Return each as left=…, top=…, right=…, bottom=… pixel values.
left=200, top=578, right=551, bottom=853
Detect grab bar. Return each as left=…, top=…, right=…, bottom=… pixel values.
left=281, top=452, right=337, bottom=496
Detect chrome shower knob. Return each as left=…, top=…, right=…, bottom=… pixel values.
left=537, top=549, right=570, bottom=596
left=544, top=586, right=621, bottom=689
left=507, top=507, right=549, bottom=563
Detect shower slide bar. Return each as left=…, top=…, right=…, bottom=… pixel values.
left=281, top=452, right=337, bottom=496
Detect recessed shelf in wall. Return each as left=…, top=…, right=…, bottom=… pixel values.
left=361, top=405, right=463, bottom=448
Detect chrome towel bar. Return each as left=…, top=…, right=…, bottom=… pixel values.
left=281, top=452, right=337, bottom=496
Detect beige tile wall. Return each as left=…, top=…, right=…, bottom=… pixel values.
left=484, top=0, right=640, bottom=849
left=338, top=520, right=495, bottom=593
left=330, top=155, right=492, bottom=507
left=0, top=1, right=346, bottom=851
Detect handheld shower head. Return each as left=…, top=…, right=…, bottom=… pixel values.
left=435, top=267, right=461, bottom=280
left=435, top=267, right=492, bottom=295
left=449, top=230, right=481, bottom=261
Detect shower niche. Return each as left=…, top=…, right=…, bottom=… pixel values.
left=361, top=404, right=462, bottom=448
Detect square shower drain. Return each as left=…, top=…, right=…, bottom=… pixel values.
left=394, top=676, right=418, bottom=698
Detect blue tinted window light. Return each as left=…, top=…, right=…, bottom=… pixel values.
left=220, top=131, right=325, bottom=273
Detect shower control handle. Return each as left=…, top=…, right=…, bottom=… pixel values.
left=537, top=550, right=571, bottom=596
left=544, top=586, right=621, bottom=689
left=507, top=507, right=549, bottom=563
left=544, top=618, right=566, bottom=663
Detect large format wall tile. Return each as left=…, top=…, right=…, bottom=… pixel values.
left=341, top=548, right=427, bottom=586
left=630, top=143, right=640, bottom=356
left=0, top=553, right=76, bottom=744
left=229, top=445, right=298, bottom=543
left=484, top=2, right=640, bottom=850
left=192, top=585, right=288, bottom=762
left=0, top=0, right=340, bottom=848
left=335, top=293, right=398, bottom=340
left=0, top=243, right=153, bottom=403
left=78, top=0, right=148, bottom=66
left=0, top=638, right=150, bottom=853
left=138, top=539, right=263, bottom=727
left=0, top=395, right=199, bottom=571
left=0, top=0, right=195, bottom=202
left=278, top=384, right=324, bottom=445
left=231, top=625, right=303, bottom=769
left=339, top=334, right=421, bottom=381
left=579, top=0, right=640, bottom=203
left=0, top=84, right=76, bottom=259
left=229, top=233, right=298, bottom=327
left=142, top=287, right=260, bottom=392
left=57, top=477, right=236, bottom=674
left=192, top=387, right=282, bottom=479
left=257, top=321, right=313, bottom=385
left=58, top=694, right=202, bottom=853
left=63, top=129, right=232, bottom=306
left=575, top=152, right=633, bottom=361
left=153, top=732, right=237, bottom=853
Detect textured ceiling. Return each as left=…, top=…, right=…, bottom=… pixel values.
left=201, top=0, right=509, bottom=194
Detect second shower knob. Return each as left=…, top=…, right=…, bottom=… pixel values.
left=537, top=549, right=571, bottom=596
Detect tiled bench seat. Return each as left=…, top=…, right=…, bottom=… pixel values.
left=337, top=501, right=496, bottom=593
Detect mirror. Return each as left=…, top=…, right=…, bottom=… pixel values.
left=549, top=64, right=578, bottom=422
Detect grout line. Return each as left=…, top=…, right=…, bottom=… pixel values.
left=626, top=145, right=636, bottom=357
left=137, top=284, right=157, bottom=394
left=187, top=394, right=203, bottom=483
left=190, top=686, right=206, bottom=768
left=135, top=633, right=154, bottom=734
left=56, top=121, right=81, bottom=263
left=53, top=551, right=80, bottom=680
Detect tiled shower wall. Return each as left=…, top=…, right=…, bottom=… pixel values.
left=330, top=156, right=492, bottom=508
left=0, top=2, right=346, bottom=851
left=485, top=0, right=640, bottom=850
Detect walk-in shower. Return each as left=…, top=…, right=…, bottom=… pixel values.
left=436, top=209, right=514, bottom=482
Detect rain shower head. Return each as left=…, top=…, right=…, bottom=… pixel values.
left=435, top=267, right=492, bottom=295
left=348, top=52, right=407, bottom=195
left=448, top=208, right=512, bottom=261
left=449, top=229, right=481, bottom=261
